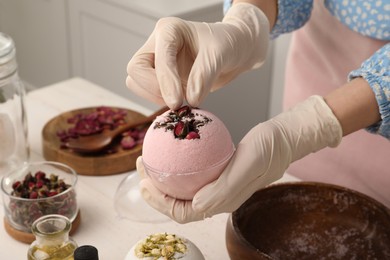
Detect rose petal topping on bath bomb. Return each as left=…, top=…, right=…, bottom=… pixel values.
left=153, top=105, right=212, bottom=140
left=142, top=106, right=234, bottom=174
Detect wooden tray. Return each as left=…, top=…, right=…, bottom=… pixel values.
left=42, top=107, right=147, bottom=176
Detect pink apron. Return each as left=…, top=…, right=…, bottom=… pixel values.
left=283, top=1, right=390, bottom=207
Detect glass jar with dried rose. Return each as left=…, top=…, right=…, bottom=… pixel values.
left=1, top=161, right=78, bottom=234
left=0, top=32, right=29, bottom=174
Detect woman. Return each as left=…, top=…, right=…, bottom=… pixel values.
left=126, top=0, right=389, bottom=223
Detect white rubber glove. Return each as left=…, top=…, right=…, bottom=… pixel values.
left=126, top=3, right=269, bottom=110
left=137, top=96, right=343, bottom=223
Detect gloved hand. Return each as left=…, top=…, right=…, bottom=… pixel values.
left=137, top=96, right=343, bottom=223
left=126, top=3, right=270, bottom=110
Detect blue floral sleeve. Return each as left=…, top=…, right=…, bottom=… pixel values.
left=224, top=0, right=314, bottom=39
left=223, top=0, right=233, bottom=14
left=349, top=43, right=390, bottom=139
left=270, top=0, right=313, bottom=39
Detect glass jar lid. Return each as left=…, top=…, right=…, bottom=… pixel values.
left=0, top=32, right=14, bottom=62
left=0, top=33, right=13, bottom=57
left=0, top=32, right=17, bottom=78
left=31, top=214, right=71, bottom=238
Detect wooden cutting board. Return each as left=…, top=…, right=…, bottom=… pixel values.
left=42, top=107, right=147, bottom=176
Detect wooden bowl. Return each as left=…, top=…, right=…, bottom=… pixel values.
left=42, top=107, right=146, bottom=176
left=226, top=182, right=390, bottom=259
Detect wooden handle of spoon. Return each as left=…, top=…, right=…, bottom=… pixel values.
left=112, top=106, right=169, bottom=135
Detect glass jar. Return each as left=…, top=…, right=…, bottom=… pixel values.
left=0, top=32, right=29, bottom=175
left=28, top=214, right=78, bottom=260
left=1, top=161, right=79, bottom=233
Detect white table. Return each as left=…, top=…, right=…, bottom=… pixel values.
left=0, top=78, right=299, bottom=259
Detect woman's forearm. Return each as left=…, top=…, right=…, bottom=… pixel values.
left=232, top=0, right=278, bottom=29
left=324, top=77, right=381, bottom=136
left=233, top=2, right=381, bottom=136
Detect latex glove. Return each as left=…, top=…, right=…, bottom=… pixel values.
left=137, top=96, right=343, bottom=223
left=126, top=3, right=269, bottom=110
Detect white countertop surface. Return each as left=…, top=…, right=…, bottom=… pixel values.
left=0, top=78, right=300, bottom=259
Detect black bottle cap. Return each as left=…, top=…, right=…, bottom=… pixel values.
left=74, top=245, right=99, bottom=260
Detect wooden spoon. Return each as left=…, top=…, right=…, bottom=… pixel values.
left=65, top=106, right=169, bottom=153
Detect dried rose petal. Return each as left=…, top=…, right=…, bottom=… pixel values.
left=35, top=171, right=46, bottom=180
left=176, top=105, right=190, bottom=117
left=38, top=189, right=47, bottom=197
left=48, top=191, right=58, bottom=197
left=12, top=181, right=22, bottom=192
left=174, top=121, right=189, bottom=139
left=121, top=136, right=136, bottom=150
left=35, top=181, right=44, bottom=189
left=29, top=191, right=38, bottom=199
left=186, top=131, right=200, bottom=140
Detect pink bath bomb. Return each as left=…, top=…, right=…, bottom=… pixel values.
left=142, top=106, right=234, bottom=200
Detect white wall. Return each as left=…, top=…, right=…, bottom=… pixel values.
left=0, top=0, right=71, bottom=88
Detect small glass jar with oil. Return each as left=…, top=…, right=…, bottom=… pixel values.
left=28, top=214, right=78, bottom=260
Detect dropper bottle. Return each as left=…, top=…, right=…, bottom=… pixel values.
left=74, top=245, right=99, bottom=260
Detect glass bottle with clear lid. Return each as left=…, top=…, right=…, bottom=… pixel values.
left=28, top=214, right=78, bottom=260
left=0, top=32, right=29, bottom=174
